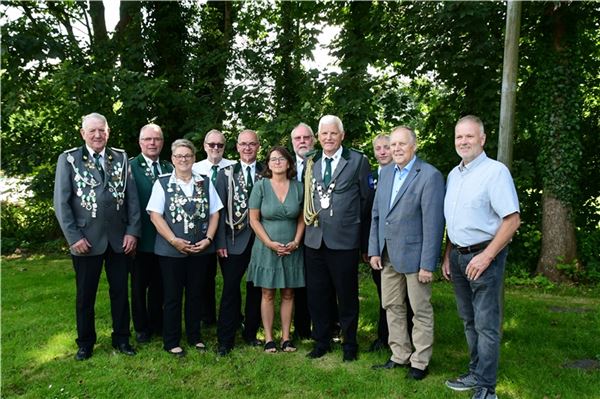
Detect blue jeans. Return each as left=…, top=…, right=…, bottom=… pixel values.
left=450, top=246, right=508, bottom=390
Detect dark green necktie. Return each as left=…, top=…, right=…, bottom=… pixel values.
left=323, top=157, right=333, bottom=186
left=152, top=161, right=160, bottom=178
left=93, top=152, right=105, bottom=182
left=246, top=165, right=253, bottom=192
left=211, top=165, right=219, bottom=184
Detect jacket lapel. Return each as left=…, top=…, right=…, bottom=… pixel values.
left=388, top=157, right=422, bottom=212
left=330, top=156, right=347, bottom=184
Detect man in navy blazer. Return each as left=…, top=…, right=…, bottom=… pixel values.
left=368, top=126, right=445, bottom=380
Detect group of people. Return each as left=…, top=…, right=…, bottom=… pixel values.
left=54, top=112, right=520, bottom=399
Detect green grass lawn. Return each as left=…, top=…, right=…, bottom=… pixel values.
left=1, top=255, right=599, bottom=398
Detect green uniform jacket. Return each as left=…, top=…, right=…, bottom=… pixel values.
left=130, top=154, right=173, bottom=252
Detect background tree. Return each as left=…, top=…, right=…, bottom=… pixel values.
left=1, top=1, right=599, bottom=283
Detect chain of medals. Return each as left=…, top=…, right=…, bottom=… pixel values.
left=67, top=151, right=128, bottom=217
left=224, top=167, right=255, bottom=243
left=313, top=178, right=336, bottom=217
left=140, top=161, right=158, bottom=183
left=167, top=177, right=208, bottom=234
left=67, top=153, right=101, bottom=218
left=106, top=158, right=127, bottom=210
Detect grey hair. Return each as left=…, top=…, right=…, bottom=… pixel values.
left=204, top=129, right=225, bottom=143
left=139, top=123, right=163, bottom=139
left=391, top=125, right=417, bottom=145
left=456, top=115, right=485, bottom=136
left=291, top=122, right=314, bottom=138
left=82, top=113, right=108, bottom=130
left=171, top=138, right=196, bottom=154
left=237, top=129, right=259, bottom=142
left=318, top=115, right=344, bottom=134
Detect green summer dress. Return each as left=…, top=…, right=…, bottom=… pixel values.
left=247, top=178, right=305, bottom=289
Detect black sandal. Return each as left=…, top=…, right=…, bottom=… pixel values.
left=264, top=341, right=277, bottom=353
left=281, top=340, right=297, bottom=352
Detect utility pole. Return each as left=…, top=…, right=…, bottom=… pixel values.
left=498, top=1, right=522, bottom=170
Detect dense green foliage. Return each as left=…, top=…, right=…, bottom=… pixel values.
left=1, top=1, right=599, bottom=279
left=2, top=256, right=599, bottom=398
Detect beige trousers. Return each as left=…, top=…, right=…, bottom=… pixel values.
left=381, top=251, right=434, bottom=370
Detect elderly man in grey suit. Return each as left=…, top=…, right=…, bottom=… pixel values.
left=54, top=112, right=141, bottom=360
left=368, top=126, right=445, bottom=380
left=303, top=115, right=372, bottom=362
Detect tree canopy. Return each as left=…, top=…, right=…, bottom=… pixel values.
left=1, top=1, right=599, bottom=281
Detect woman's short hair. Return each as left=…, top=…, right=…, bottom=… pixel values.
left=261, top=146, right=296, bottom=180
left=171, top=138, right=196, bottom=154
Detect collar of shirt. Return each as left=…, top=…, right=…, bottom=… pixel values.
left=321, top=146, right=343, bottom=172
left=323, top=146, right=343, bottom=162
left=394, top=155, right=417, bottom=176
left=168, top=171, right=202, bottom=186
left=240, top=161, right=256, bottom=178
left=86, top=145, right=105, bottom=160
left=459, top=151, right=487, bottom=173
left=142, top=154, right=160, bottom=168
left=218, top=158, right=235, bottom=168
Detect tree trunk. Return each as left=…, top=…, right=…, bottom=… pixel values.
left=115, top=1, right=144, bottom=72
left=536, top=193, right=578, bottom=281
left=89, top=1, right=107, bottom=46
left=535, top=3, right=581, bottom=281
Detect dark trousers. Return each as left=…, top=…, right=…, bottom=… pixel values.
left=200, top=253, right=218, bottom=324
left=217, top=243, right=262, bottom=348
left=371, top=268, right=389, bottom=342
left=130, top=251, right=163, bottom=335
left=305, top=245, right=359, bottom=352
left=159, top=254, right=208, bottom=351
left=72, top=245, right=130, bottom=349
left=293, top=286, right=312, bottom=338
left=293, top=248, right=311, bottom=338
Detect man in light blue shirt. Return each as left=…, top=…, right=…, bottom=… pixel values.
left=442, top=115, right=520, bottom=399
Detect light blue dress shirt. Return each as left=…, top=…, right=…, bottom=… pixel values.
left=389, top=156, right=416, bottom=207
left=444, top=151, right=520, bottom=247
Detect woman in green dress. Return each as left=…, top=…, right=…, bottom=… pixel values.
left=247, top=146, right=305, bottom=353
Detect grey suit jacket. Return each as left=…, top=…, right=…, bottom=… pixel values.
left=368, top=157, right=445, bottom=273
left=304, top=147, right=372, bottom=251
left=215, top=161, right=264, bottom=255
left=53, top=146, right=141, bottom=256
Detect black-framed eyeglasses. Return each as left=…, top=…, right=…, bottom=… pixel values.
left=206, top=142, right=225, bottom=149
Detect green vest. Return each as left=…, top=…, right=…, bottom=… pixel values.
left=130, top=154, right=173, bottom=252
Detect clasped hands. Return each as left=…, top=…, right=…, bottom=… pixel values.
left=268, top=240, right=298, bottom=257
left=171, top=237, right=211, bottom=255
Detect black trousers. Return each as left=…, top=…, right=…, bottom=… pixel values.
left=293, top=286, right=312, bottom=338
left=371, top=268, right=389, bottom=342
left=293, top=247, right=311, bottom=338
left=72, top=245, right=130, bottom=349
left=159, top=254, right=208, bottom=350
left=200, top=253, right=218, bottom=324
left=305, top=244, right=359, bottom=352
left=130, top=251, right=163, bottom=335
left=217, top=242, right=262, bottom=348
